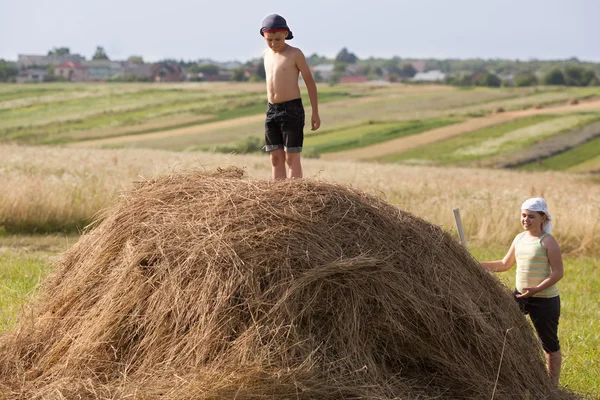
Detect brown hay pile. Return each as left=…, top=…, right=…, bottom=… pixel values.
left=494, top=107, right=505, bottom=114
left=0, top=167, right=577, bottom=399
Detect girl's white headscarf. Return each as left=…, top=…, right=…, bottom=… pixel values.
left=521, top=197, right=553, bottom=234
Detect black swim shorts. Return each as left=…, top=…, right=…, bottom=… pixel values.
left=264, top=98, right=305, bottom=153
left=514, top=290, right=561, bottom=353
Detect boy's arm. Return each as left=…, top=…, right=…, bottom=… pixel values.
left=295, top=50, right=320, bottom=131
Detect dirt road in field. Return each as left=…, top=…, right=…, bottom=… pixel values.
left=322, top=99, right=600, bottom=161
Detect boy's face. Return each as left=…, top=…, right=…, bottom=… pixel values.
left=263, top=31, right=288, bottom=52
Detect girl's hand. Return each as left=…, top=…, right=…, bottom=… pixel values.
left=516, top=287, right=539, bottom=298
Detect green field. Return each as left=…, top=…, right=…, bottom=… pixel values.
left=520, top=135, right=600, bottom=171
left=2, top=82, right=599, bottom=171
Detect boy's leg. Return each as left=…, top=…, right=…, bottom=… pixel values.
left=270, top=148, right=287, bottom=179
left=280, top=99, right=304, bottom=179
left=285, top=151, right=302, bottom=178
left=265, top=104, right=286, bottom=179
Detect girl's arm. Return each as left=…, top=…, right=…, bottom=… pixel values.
left=517, top=235, right=564, bottom=298
left=480, top=241, right=516, bottom=272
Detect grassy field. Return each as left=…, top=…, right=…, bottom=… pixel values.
left=378, top=112, right=600, bottom=166
left=1, top=83, right=599, bottom=397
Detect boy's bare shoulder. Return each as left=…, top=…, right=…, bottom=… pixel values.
left=286, top=45, right=304, bottom=55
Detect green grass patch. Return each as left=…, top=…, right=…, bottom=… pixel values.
left=378, top=114, right=559, bottom=165
left=0, top=86, right=70, bottom=102
left=520, top=135, right=600, bottom=171
left=0, top=250, right=52, bottom=330
left=304, top=117, right=462, bottom=154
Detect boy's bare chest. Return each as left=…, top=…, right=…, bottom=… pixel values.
left=265, top=54, right=297, bottom=75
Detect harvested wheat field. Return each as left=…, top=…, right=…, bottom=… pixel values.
left=0, top=167, right=577, bottom=399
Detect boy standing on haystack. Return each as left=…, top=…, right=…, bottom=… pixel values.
left=260, top=14, right=320, bottom=179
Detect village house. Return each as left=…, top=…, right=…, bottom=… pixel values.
left=55, top=62, right=88, bottom=82
left=150, top=62, right=185, bottom=82
left=311, top=64, right=334, bottom=82
left=83, top=60, right=123, bottom=81
left=411, top=70, right=446, bottom=82
left=121, top=61, right=153, bottom=80
left=16, top=68, right=47, bottom=83
left=17, top=54, right=85, bottom=69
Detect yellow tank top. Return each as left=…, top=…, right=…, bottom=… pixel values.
left=515, top=232, right=559, bottom=298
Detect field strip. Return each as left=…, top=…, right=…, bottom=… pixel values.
left=322, top=99, right=600, bottom=161
left=473, top=120, right=600, bottom=169
left=70, top=114, right=266, bottom=147
left=568, top=155, right=600, bottom=173
left=72, top=114, right=215, bottom=141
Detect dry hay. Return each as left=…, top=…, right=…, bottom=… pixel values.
left=0, top=167, right=577, bottom=399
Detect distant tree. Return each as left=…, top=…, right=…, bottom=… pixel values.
left=358, top=64, right=372, bottom=76
left=514, top=73, right=538, bottom=87
left=474, top=71, right=501, bottom=87
left=0, top=60, right=18, bottom=82
left=387, top=72, right=400, bottom=83
left=335, top=48, right=358, bottom=64
left=333, top=61, right=348, bottom=74
left=254, top=59, right=266, bottom=81
left=306, top=53, right=328, bottom=66
left=381, top=59, right=402, bottom=76
left=231, top=67, right=246, bottom=82
left=48, top=47, right=70, bottom=56
left=543, top=68, right=566, bottom=85
left=563, top=65, right=596, bottom=86
left=196, top=64, right=219, bottom=75
left=92, top=46, right=109, bottom=60
left=398, top=63, right=417, bottom=78
left=313, top=71, right=323, bottom=83
left=127, top=56, right=144, bottom=64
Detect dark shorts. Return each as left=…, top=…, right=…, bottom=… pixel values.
left=264, top=98, right=305, bottom=153
left=514, top=290, right=560, bottom=353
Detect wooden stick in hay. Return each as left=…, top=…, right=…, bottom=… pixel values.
left=453, top=208, right=467, bottom=248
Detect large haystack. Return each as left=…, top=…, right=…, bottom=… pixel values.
left=0, top=167, right=576, bottom=399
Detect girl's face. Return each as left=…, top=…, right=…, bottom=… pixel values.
left=521, top=209, right=546, bottom=232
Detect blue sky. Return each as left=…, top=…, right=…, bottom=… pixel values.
left=1, top=0, right=597, bottom=63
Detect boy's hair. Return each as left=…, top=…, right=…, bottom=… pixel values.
left=260, top=14, right=294, bottom=39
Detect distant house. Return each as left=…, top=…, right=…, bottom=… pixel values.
left=83, top=60, right=123, bottom=81
left=150, top=62, right=185, bottom=82
left=122, top=62, right=153, bottom=80
left=339, top=75, right=368, bottom=84
left=55, top=62, right=88, bottom=82
left=311, top=64, right=335, bottom=81
left=411, top=70, right=446, bottom=82
left=18, top=54, right=85, bottom=69
left=16, top=68, right=47, bottom=83
left=409, top=61, right=427, bottom=73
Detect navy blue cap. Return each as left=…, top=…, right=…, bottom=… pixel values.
left=260, top=14, right=294, bottom=40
